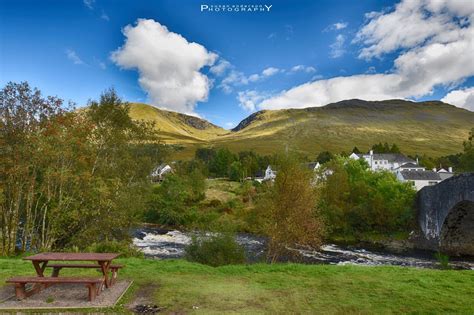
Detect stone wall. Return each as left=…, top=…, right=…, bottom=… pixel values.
left=416, top=173, right=474, bottom=254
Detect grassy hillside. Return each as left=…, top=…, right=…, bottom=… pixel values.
left=128, top=103, right=229, bottom=144
left=1, top=258, right=474, bottom=313
left=128, top=100, right=474, bottom=159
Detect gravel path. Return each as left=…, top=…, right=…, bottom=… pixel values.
left=0, top=280, right=132, bottom=310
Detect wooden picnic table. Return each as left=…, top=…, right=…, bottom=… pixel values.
left=23, top=253, right=120, bottom=289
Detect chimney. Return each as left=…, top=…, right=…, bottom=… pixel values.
left=416, top=157, right=419, bottom=165
left=369, top=150, right=373, bottom=156
left=448, top=167, right=453, bottom=173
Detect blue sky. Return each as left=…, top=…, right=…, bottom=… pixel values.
left=1, top=0, right=473, bottom=128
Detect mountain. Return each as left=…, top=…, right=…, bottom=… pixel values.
left=128, top=100, right=474, bottom=159
left=128, top=103, right=228, bottom=143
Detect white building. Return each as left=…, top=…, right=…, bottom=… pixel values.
left=349, top=151, right=416, bottom=172
left=396, top=170, right=442, bottom=191
left=349, top=150, right=456, bottom=190
left=435, top=167, right=455, bottom=181
left=254, top=165, right=277, bottom=183
left=151, top=163, right=173, bottom=182
left=264, top=165, right=277, bottom=181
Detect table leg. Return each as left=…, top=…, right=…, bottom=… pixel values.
left=98, top=261, right=111, bottom=289
left=31, top=260, right=49, bottom=291
left=32, top=261, right=48, bottom=277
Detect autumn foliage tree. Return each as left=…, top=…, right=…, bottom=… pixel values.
left=0, top=82, right=160, bottom=255
left=254, top=156, right=325, bottom=262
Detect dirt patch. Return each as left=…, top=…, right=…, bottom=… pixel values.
left=0, top=280, right=132, bottom=310
left=127, top=282, right=166, bottom=314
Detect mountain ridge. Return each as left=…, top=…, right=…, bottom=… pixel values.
left=127, top=99, right=474, bottom=159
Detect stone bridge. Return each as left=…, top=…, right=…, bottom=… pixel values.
left=416, top=173, right=474, bottom=255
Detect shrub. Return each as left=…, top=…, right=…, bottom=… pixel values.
left=435, top=252, right=451, bottom=270
left=86, top=240, right=143, bottom=258
left=185, top=233, right=245, bottom=267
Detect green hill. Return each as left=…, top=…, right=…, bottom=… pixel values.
left=128, top=103, right=228, bottom=144
left=128, top=100, right=474, bottom=159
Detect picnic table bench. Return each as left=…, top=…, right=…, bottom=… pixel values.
left=7, top=277, right=102, bottom=301
left=6, top=252, right=122, bottom=302
left=46, top=263, right=123, bottom=285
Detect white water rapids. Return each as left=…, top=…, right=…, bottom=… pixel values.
left=133, top=228, right=474, bottom=269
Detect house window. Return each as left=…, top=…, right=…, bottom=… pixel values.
left=428, top=181, right=438, bottom=186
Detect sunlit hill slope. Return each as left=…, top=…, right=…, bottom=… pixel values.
left=128, top=100, right=474, bottom=159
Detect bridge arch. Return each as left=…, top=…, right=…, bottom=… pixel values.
left=439, top=200, right=474, bottom=255
left=416, top=173, right=474, bottom=255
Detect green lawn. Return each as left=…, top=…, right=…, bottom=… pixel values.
left=0, top=258, right=473, bottom=314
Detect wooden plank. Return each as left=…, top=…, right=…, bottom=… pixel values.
left=7, top=276, right=103, bottom=284
left=23, top=253, right=120, bottom=261
left=46, top=263, right=123, bottom=269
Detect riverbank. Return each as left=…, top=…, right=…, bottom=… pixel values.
left=1, top=257, right=473, bottom=313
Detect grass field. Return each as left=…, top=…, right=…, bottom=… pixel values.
left=1, top=257, right=473, bottom=314
left=205, top=179, right=241, bottom=202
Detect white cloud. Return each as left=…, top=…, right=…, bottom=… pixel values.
left=258, top=0, right=474, bottom=111
left=111, top=19, right=217, bottom=115
left=262, top=67, right=280, bottom=77
left=238, top=90, right=270, bottom=112
left=83, top=0, right=94, bottom=10
left=219, top=66, right=281, bottom=93
left=210, top=59, right=231, bottom=76
left=224, top=122, right=235, bottom=129
left=290, top=65, right=316, bottom=73
left=333, top=22, right=348, bottom=30
left=354, top=0, right=474, bottom=59
left=330, top=34, right=345, bottom=58
left=441, top=87, right=474, bottom=111
left=324, top=21, right=348, bottom=32
left=101, top=12, right=110, bottom=21
left=66, top=49, right=85, bottom=65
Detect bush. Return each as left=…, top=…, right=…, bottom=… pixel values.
left=185, top=233, right=245, bottom=267
left=85, top=240, right=144, bottom=258
left=145, top=171, right=206, bottom=226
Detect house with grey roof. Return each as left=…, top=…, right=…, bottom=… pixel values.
left=396, top=162, right=425, bottom=171
left=396, top=170, right=442, bottom=191
left=349, top=150, right=417, bottom=172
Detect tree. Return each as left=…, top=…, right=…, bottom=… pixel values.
left=209, top=148, right=236, bottom=177
left=319, top=156, right=416, bottom=237
left=229, top=161, right=245, bottom=181
left=316, top=151, right=334, bottom=164
left=459, top=128, right=474, bottom=172
left=0, top=81, right=67, bottom=255
left=352, top=146, right=361, bottom=154
left=0, top=83, right=160, bottom=254
left=195, top=147, right=216, bottom=164
left=254, top=156, right=325, bottom=262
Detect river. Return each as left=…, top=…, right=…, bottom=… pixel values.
left=133, top=226, right=474, bottom=270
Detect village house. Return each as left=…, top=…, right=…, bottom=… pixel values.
left=254, top=165, right=277, bottom=183
left=349, top=150, right=456, bottom=191
left=434, top=167, right=455, bottom=180
left=396, top=170, right=443, bottom=191
left=349, top=151, right=416, bottom=172
left=151, top=163, right=173, bottom=182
